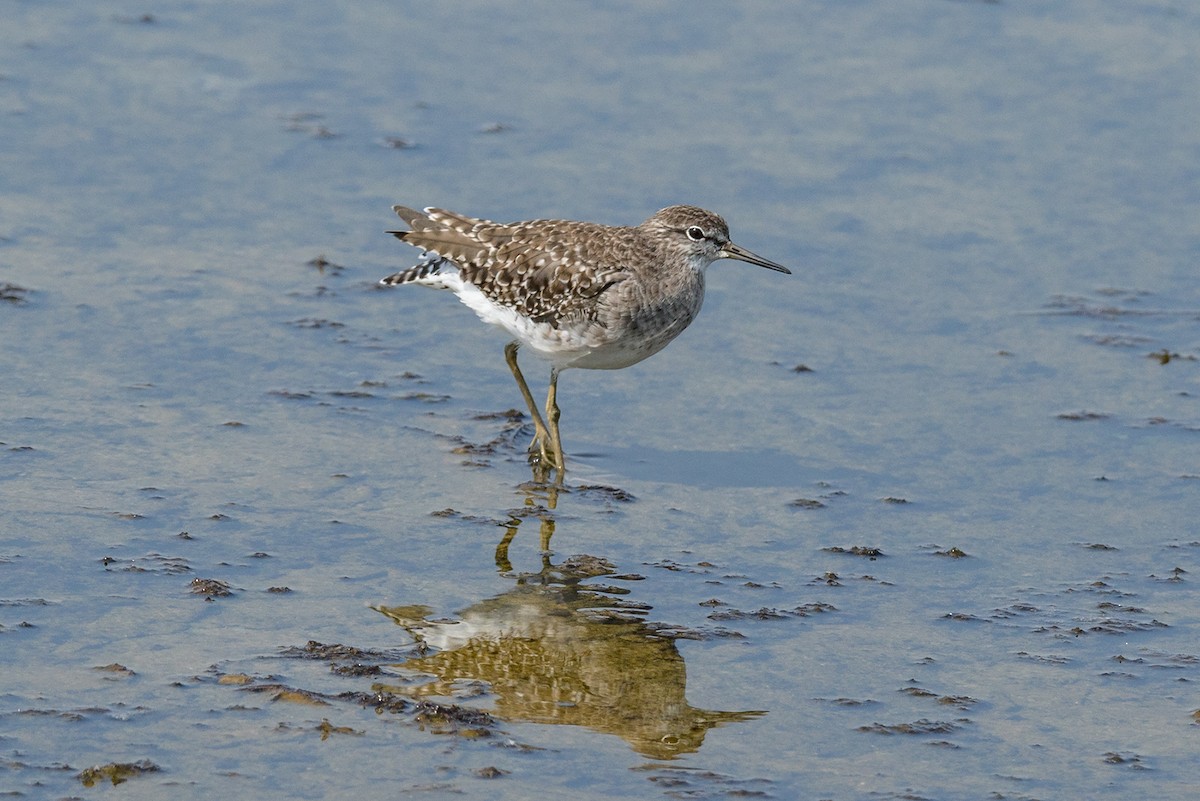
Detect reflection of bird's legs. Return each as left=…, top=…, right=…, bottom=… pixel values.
left=494, top=523, right=518, bottom=574
left=495, top=474, right=561, bottom=573
left=504, top=342, right=557, bottom=468
left=544, top=367, right=565, bottom=470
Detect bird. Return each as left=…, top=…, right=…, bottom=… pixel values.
left=378, top=204, right=790, bottom=471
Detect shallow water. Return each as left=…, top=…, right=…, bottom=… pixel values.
left=3, top=2, right=1199, bottom=799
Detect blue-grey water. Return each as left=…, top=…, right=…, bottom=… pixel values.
left=3, top=2, right=1198, bottom=799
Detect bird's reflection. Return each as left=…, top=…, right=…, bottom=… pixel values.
left=373, top=475, right=764, bottom=759
left=493, top=475, right=561, bottom=573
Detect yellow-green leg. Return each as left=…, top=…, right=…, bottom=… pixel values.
left=544, top=367, right=565, bottom=470
left=504, top=342, right=561, bottom=469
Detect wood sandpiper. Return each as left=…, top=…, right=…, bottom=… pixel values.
left=379, top=205, right=791, bottom=471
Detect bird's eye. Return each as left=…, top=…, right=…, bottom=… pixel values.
left=685, top=226, right=706, bottom=242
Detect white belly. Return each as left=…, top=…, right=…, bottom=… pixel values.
left=427, top=269, right=704, bottom=371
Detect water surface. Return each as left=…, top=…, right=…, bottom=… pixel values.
left=3, top=2, right=1199, bottom=799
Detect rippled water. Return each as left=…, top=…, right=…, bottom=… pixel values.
left=3, top=2, right=1199, bottom=799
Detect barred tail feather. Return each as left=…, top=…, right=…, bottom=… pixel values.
left=378, top=256, right=461, bottom=288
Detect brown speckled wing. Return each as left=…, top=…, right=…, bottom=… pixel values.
left=389, top=206, right=491, bottom=266
left=391, top=208, right=636, bottom=328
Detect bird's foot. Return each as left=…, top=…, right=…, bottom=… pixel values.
left=528, top=431, right=564, bottom=473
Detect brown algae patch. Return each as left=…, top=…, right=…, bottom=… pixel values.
left=189, top=578, right=234, bottom=599
left=77, top=760, right=160, bottom=787
left=857, top=718, right=965, bottom=735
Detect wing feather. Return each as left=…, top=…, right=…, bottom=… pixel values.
left=386, top=206, right=639, bottom=327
